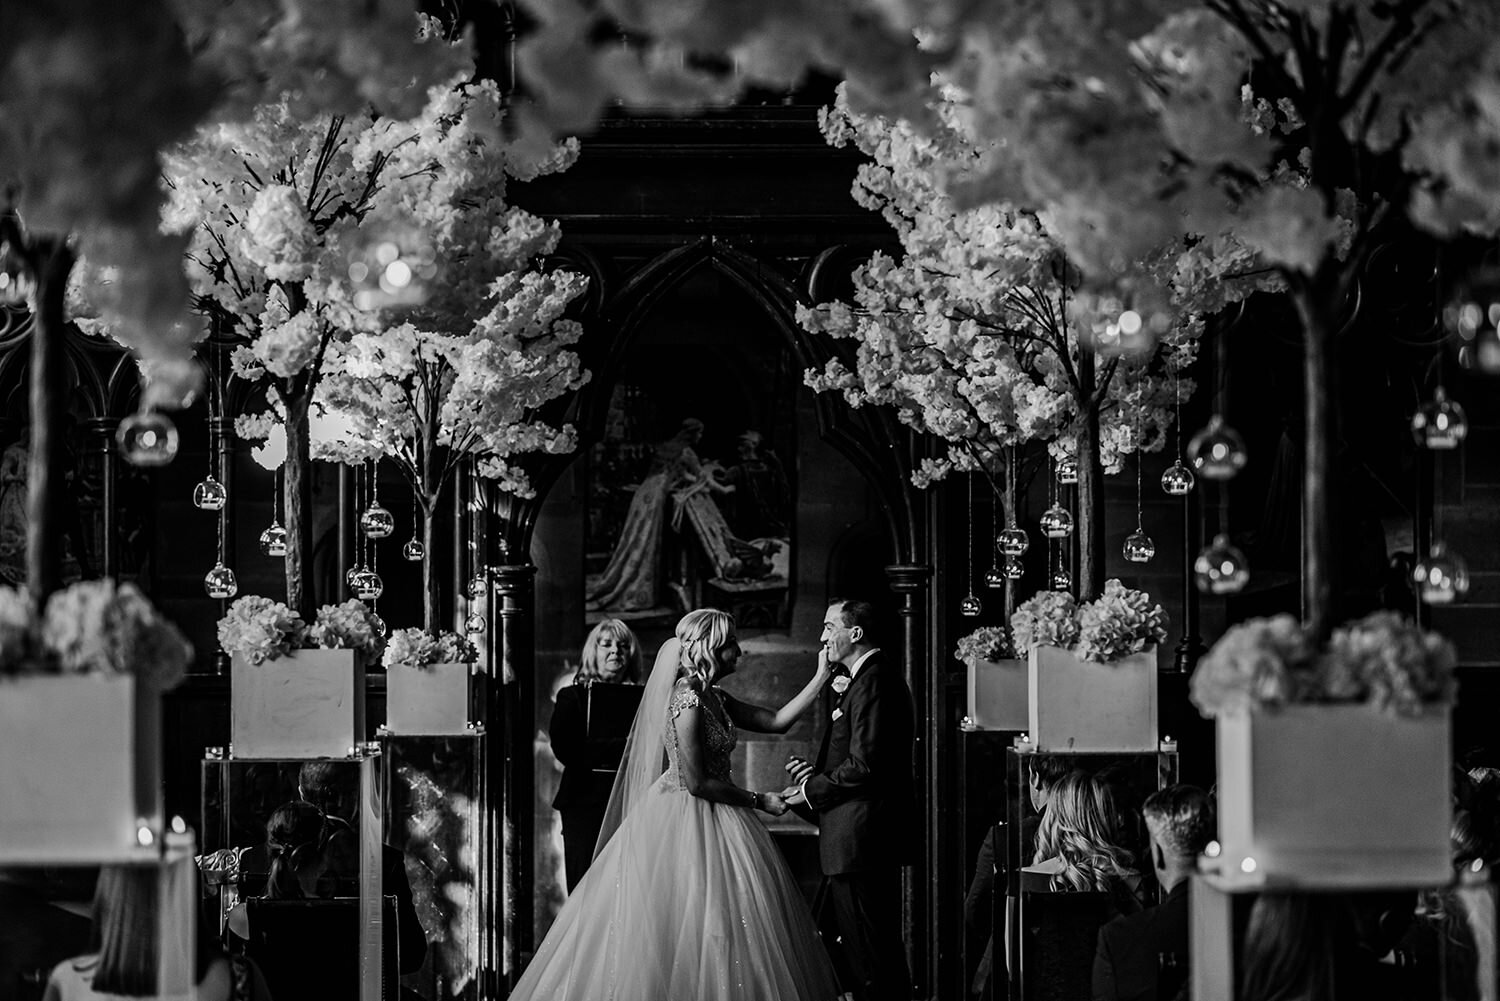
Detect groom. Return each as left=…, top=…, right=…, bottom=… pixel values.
left=784, top=598, right=915, bottom=1001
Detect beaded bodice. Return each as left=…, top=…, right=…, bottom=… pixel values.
left=662, top=683, right=736, bottom=788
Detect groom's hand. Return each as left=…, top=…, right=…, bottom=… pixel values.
left=780, top=785, right=807, bottom=808
left=785, top=755, right=814, bottom=785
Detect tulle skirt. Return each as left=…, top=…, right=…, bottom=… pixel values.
left=511, top=779, right=841, bottom=1001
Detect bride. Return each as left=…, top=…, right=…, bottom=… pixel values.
left=511, top=608, right=841, bottom=1000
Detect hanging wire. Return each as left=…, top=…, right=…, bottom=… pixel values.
left=1136, top=400, right=1145, bottom=529
left=967, top=471, right=975, bottom=590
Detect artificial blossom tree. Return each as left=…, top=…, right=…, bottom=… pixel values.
left=799, top=88, right=1274, bottom=599
left=309, top=82, right=590, bottom=629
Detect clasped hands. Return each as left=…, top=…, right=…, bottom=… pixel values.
left=751, top=755, right=814, bottom=816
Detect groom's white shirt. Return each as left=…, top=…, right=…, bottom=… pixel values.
left=801, top=647, right=880, bottom=804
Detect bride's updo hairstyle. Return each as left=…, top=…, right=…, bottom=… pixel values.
left=264, top=800, right=332, bottom=900
left=676, top=608, right=735, bottom=689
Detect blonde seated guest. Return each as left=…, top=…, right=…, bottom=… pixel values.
left=44, top=865, right=270, bottom=1001
left=1030, top=771, right=1148, bottom=917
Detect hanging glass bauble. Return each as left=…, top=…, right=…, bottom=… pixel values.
left=464, top=612, right=486, bottom=634
left=346, top=564, right=363, bottom=587
left=1412, top=542, right=1470, bottom=605
left=1161, top=459, right=1196, bottom=496
left=1056, top=456, right=1079, bottom=485
left=192, top=474, right=227, bottom=511
left=401, top=538, right=425, bottom=562
left=370, top=612, right=388, bottom=637
left=467, top=574, right=488, bottom=599
left=1410, top=388, right=1468, bottom=450
left=1050, top=567, right=1073, bottom=591
left=1123, top=529, right=1156, bottom=564
left=351, top=568, right=384, bottom=601
left=996, top=527, right=1030, bottom=557
left=258, top=521, right=287, bottom=558
left=1040, top=503, right=1075, bottom=539
left=984, top=566, right=1007, bottom=589
left=117, top=411, right=180, bottom=467
left=1187, top=415, right=1248, bottom=480
left=1194, top=534, right=1249, bottom=594
left=959, top=594, right=983, bottom=617
left=1002, top=555, right=1026, bottom=580
left=360, top=503, right=395, bottom=539
left=204, top=562, right=238, bottom=599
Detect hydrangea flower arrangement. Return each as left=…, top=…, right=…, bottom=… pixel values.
left=219, top=596, right=386, bottom=664
left=1010, top=590, right=1080, bottom=653
left=304, top=600, right=387, bottom=662
left=1075, top=579, right=1169, bottom=664
left=1190, top=611, right=1455, bottom=719
left=954, top=626, right=1013, bottom=664
left=1011, top=580, right=1167, bottom=664
left=383, top=628, right=477, bottom=671
left=218, top=596, right=306, bottom=665
left=0, top=581, right=192, bottom=690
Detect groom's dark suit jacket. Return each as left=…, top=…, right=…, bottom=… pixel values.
left=801, top=649, right=917, bottom=875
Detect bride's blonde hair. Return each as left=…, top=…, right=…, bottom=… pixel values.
left=676, top=608, right=735, bottom=688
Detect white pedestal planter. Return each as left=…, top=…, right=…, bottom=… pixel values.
left=231, top=649, right=365, bottom=758
left=1213, top=704, right=1452, bottom=886
left=0, top=673, right=161, bottom=861
left=1026, top=645, right=1157, bottom=752
left=385, top=661, right=472, bottom=735
left=965, top=658, right=1028, bottom=731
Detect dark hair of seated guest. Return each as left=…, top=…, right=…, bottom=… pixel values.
left=264, top=801, right=332, bottom=901
left=1240, top=892, right=1417, bottom=1001
left=87, top=864, right=219, bottom=995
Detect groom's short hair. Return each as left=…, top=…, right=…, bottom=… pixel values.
left=828, top=598, right=877, bottom=637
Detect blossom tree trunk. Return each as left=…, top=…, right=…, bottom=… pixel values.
left=279, top=387, right=315, bottom=621
left=25, top=238, right=74, bottom=607
left=1073, top=336, right=1106, bottom=603
left=1291, top=276, right=1337, bottom=643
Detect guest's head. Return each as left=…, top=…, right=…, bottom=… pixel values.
left=1033, top=770, right=1138, bottom=892
left=264, top=801, right=332, bottom=900
left=822, top=598, right=877, bottom=665
left=1240, top=891, right=1414, bottom=1001
left=677, top=608, right=739, bottom=685
left=1027, top=754, right=1073, bottom=813
left=297, top=761, right=359, bottom=822
left=676, top=417, right=705, bottom=443
left=1142, top=784, right=1215, bottom=893
left=579, top=619, right=641, bottom=684
left=86, top=864, right=218, bottom=995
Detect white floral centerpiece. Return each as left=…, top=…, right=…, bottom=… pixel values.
left=0, top=580, right=192, bottom=861
left=956, top=625, right=1027, bottom=732
left=1009, top=580, right=1165, bottom=751
left=382, top=628, right=479, bottom=735
left=220, top=596, right=384, bottom=759
left=1194, top=611, right=1456, bottom=886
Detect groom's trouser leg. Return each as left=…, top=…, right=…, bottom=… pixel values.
left=829, top=870, right=911, bottom=1001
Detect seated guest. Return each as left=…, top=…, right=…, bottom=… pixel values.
left=296, top=762, right=428, bottom=974
left=229, top=800, right=336, bottom=942
left=1092, top=784, right=1214, bottom=1001
left=2, top=870, right=92, bottom=1001
left=1239, top=891, right=1421, bottom=1001
left=1033, top=771, right=1148, bottom=916
left=965, top=754, right=1072, bottom=998
left=45, top=864, right=269, bottom=1001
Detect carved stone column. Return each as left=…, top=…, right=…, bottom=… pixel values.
left=885, top=561, right=934, bottom=995
left=491, top=560, right=536, bottom=990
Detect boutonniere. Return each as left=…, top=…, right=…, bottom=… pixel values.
left=831, top=675, right=851, bottom=695
left=832, top=708, right=845, bottom=721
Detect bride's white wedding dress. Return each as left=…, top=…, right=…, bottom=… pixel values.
left=510, top=681, right=840, bottom=1000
